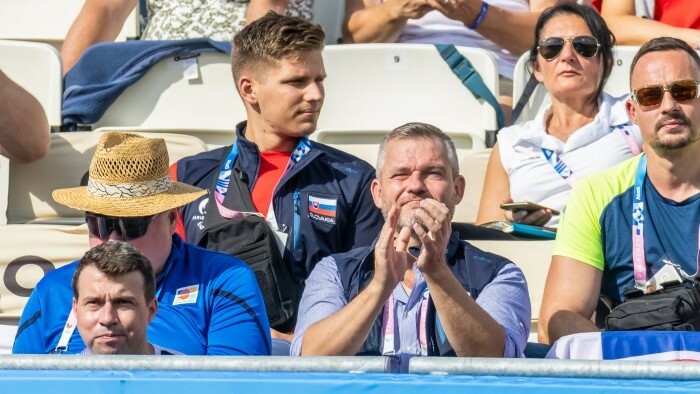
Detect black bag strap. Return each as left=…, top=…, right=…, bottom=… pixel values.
left=201, top=146, right=257, bottom=233
left=511, top=73, right=539, bottom=125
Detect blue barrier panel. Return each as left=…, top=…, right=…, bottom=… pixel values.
left=1, top=371, right=700, bottom=393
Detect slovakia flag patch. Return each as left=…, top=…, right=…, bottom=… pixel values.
left=308, top=195, right=337, bottom=225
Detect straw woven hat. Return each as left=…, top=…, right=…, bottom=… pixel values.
left=53, top=132, right=206, bottom=217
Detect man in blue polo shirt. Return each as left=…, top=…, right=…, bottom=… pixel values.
left=13, top=131, right=271, bottom=355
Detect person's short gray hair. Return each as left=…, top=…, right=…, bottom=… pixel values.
left=376, top=122, right=459, bottom=178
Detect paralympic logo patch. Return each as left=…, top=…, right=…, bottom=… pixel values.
left=308, top=195, right=337, bottom=225
left=173, top=285, right=199, bottom=305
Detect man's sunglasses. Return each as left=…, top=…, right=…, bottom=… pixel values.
left=632, top=79, right=700, bottom=108
left=85, top=212, right=156, bottom=241
left=537, top=35, right=600, bottom=60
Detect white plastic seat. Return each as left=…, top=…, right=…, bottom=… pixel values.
left=512, top=46, right=641, bottom=124
left=0, top=40, right=63, bottom=224
left=318, top=44, right=501, bottom=147
left=312, top=129, right=483, bottom=170
left=94, top=127, right=236, bottom=150
left=0, top=0, right=139, bottom=48
left=6, top=132, right=208, bottom=225
left=0, top=40, right=62, bottom=126
left=470, top=239, right=555, bottom=342
left=92, top=51, right=245, bottom=148
left=0, top=223, right=89, bottom=322
left=453, top=148, right=492, bottom=224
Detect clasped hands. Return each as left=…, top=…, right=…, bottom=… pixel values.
left=371, top=199, right=452, bottom=295
left=395, top=0, right=482, bottom=24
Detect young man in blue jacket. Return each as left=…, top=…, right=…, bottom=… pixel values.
left=172, top=13, right=384, bottom=341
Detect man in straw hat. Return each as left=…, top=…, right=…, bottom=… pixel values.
left=14, top=131, right=271, bottom=355
left=172, top=12, right=383, bottom=341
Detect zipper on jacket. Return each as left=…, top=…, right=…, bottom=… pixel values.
left=293, top=189, right=301, bottom=251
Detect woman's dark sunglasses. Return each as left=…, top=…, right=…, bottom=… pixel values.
left=85, top=212, right=156, bottom=241
left=632, top=79, right=700, bottom=108
left=537, top=35, right=600, bottom=60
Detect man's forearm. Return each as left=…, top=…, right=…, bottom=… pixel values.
left=470, top=6, right=541, bottom=56
left=301, top=282, right=390, bottom=355
left=423, top=265, right=505, bottom=357
left=0, top=71, right=49, bottom=163
left=344, top=1, right=408, bottom=43
left=539, top=309, right=598, bottom=345
left=604, top=15, right=700, bottom=46
left=61, top=0, right=136, bottom=73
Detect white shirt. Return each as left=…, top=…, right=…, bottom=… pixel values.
left=497, top=93, right=643, bottom=226
left=396, top=0, right=529, bottom=79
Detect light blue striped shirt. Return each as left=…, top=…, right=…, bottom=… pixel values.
left=291, top=246, right=530, bottom=372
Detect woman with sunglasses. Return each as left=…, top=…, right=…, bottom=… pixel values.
left=476, top=3, right=642, bottom=228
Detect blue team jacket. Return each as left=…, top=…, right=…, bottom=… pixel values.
left=174, top=122, right=384, bottom=283
left=13, top=235, right=271, bottom=355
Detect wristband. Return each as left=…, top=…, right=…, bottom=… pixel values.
left=467, top=2, right=489, bottom=30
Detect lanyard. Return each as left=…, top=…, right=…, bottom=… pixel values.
left=631, top=154, right=700, bottom=290
left=381, top=285, right=430, bottom=357
left=541, top=125, right=640, bottom=187
left=541, top=148, right=577, bottom=187
left=53, top=310, right=77, bottom=354
left=214, top=138, right=312, bottom=227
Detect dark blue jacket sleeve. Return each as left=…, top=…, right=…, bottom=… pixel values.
left=347, top=172, right=383, bottom=249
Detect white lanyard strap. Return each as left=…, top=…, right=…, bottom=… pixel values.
left=380, top=292, right=430, bottom=356
left=54, top=310, right=77, bottom=354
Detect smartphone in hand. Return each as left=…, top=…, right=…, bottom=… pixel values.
left=499, top=201, right=560, bottom=216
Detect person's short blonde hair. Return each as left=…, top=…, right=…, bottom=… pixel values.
left=231, top=11, right=325, bottom=81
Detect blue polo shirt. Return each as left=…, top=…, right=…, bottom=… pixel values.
left=13, top=235, right=271, bottom=355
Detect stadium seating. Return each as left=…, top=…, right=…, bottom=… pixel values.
left=90, top=50, right=243, bottom=147
left=0, top=39, right=62, bottom=224
left=470, top=239, right=555, bottom=342
left=312, top=129, right=483, bottom=169
left=0, top=223, right=89, bottom=353
left=0, top=40, right=62, bottom=126
left=318, top=44, right=501, bottom=148
left=4, top=132, right=208, bottom=225
left=0, top=0, right=139, bottom=49
left=512, top=46, right=640, bottom=124
left=453, top=149, right=491, bottom=224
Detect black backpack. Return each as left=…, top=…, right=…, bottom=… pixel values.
left=196, top=150, right=301, bottom=332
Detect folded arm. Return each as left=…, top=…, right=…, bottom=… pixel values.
left=601, top=0, right=700, bottom=47
left=344, top=0, right=434, bottom=43
left=61, top=0, right=138, bottom=73
left=426, top=0, right=556, bottom=55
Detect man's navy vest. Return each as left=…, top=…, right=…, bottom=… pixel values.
left=332, top=231, right=510, bottom=356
